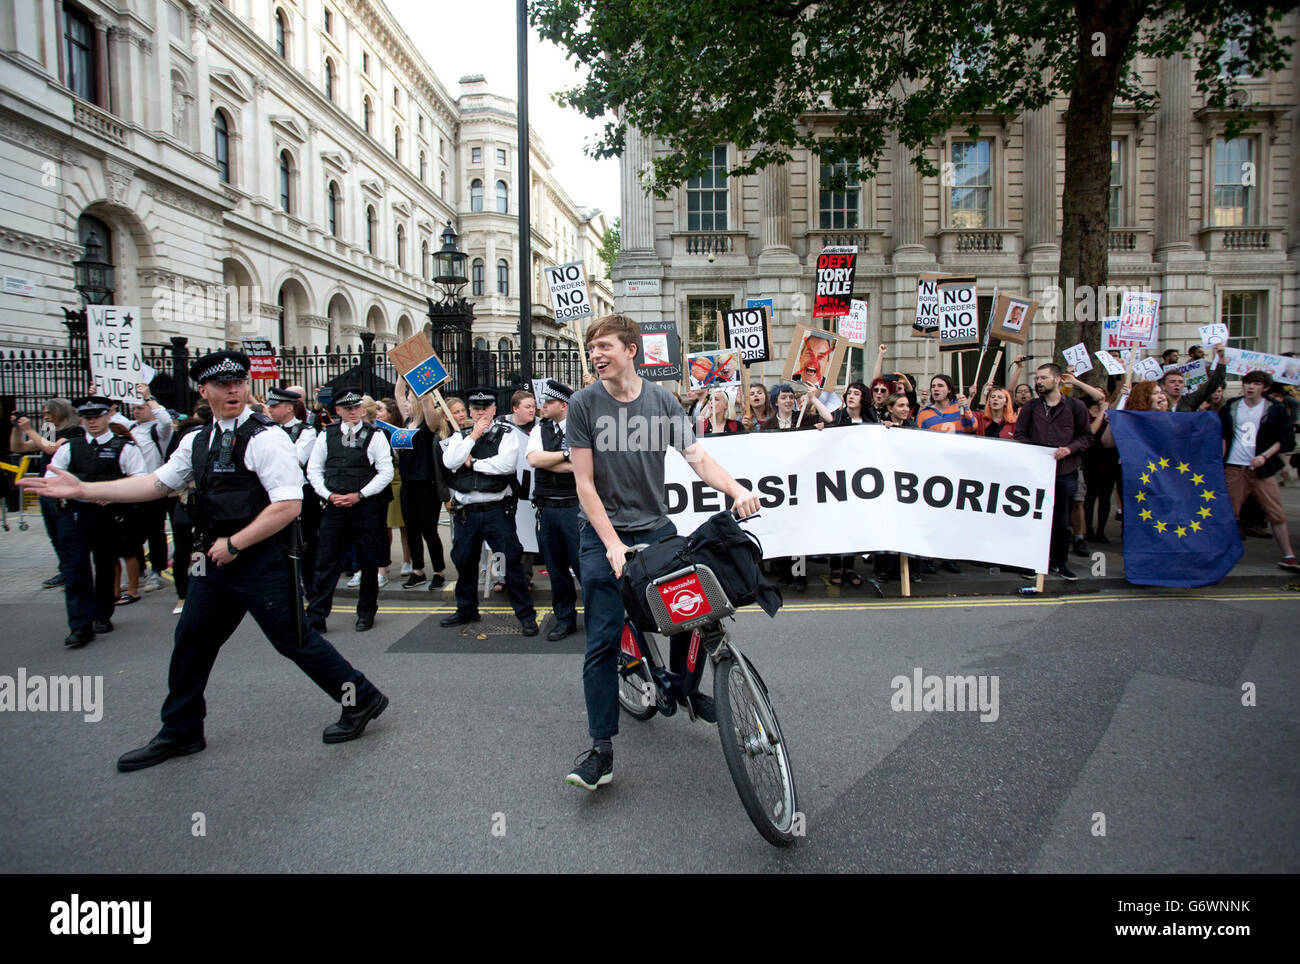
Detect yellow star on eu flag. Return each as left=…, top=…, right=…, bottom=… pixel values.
left=1147, top=461, right=1157, bottom=473
left=1135, top=491, right=1146, bottom=502
left=1191, top=473, right=1205, bottom=485
left=1198, top=506, right=1212, bottom=519
left=1139, top=473, right=1151, bottom=485
left=1190, top=521, right=1202, bottom=532
left=1159, top=457, right=1170, bottom=469
left=1155, top=521, right=1168, bottom=533
left=1177, top=462, right=1190, bottom=474
left=1201, top=489, right=1216, bottom=501
left=1140, top=509, right=1152, bottom=521
left=1175, top=526, right=1187, bottom=538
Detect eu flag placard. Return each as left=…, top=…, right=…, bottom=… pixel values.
left=1107, top=410, right=1243, bottom=587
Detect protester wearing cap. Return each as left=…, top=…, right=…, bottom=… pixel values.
left=440, top=386, right=538, bottom=636
left=266, top=385, right=321, bottom=596
left=22, top=349, right=389, bottom=770
left=305, top=386, right=393, bottom=633
left=527, top=379, right=581, bottom=640
left=43, top=394, right=148, bottom=647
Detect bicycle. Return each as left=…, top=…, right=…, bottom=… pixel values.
left=616, top=534, right=798, bottom=848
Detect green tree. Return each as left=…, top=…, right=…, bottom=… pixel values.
left=597, top=216, right=621, bottom=280
left=533, top=0, right=1293, bottom=381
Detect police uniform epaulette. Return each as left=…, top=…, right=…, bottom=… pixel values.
left=248, top=412, right=276, bottom=427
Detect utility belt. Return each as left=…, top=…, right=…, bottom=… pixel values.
left=452, top=495, right=517, bottom=521
left=192, top=526, right=289, bottom=555
left=534, top=496, right=579, bottom=510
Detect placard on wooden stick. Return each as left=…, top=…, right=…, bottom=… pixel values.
left=387, top=332, right=455, bottom=424
left=988, top=293, right=1036, bottom=345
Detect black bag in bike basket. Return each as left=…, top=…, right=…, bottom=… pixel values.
left=619, top=511, right=782, bottom=635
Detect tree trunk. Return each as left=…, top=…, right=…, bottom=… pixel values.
left=1056, top=2, right=1145, bottom=385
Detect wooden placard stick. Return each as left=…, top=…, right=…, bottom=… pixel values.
left=741, top=360, right=752, bottom=421
left=980, top=348, right=1004, bottom=404
left=900, top=555, right=911, bottom=598
left=430, top=388, right=458, bottom=429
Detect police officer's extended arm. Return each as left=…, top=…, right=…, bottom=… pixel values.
left=20, top=466, right=169, bottom=503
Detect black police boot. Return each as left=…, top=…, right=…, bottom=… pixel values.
left=355, top=613, right=374, bottom=632
left=322, top=691, right=389, bottom=744
left=117, top=733, right=206, bottom=772
left=439, top=611, right=480, bottom=627
left=64, top=628, right=95, bottom=648
left=92, top=619, right=113, bottom=634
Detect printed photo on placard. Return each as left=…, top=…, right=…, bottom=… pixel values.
left=988, top=293, right=1035, bottom=345
left=686, top=349, right=742, bottom=391
left=782, top=324, right=848, bottom=391
left=635, top=320, right=683, bottom=382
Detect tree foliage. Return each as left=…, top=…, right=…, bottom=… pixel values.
left=597, top=216, right=620, bottom=280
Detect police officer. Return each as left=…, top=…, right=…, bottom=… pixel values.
left=46, top=395, right=148, bottom=647
left=20, top=351, right=389, bottom=771
left=526, top=380, right=581, bottom=641
left=440, top=387, right=538, bottom=636
left=305, top=386, right=393, bottom=633
left=266, top=386, right=320, bottom=596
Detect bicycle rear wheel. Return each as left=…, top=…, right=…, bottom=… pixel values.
left=617, top=623, right=657, bottom=721
left=715, top=653, right=798, bottom=847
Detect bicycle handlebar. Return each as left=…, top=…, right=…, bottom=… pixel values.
left=622, top=508, right=758, bottom=561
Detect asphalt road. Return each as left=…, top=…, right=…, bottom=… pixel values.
left=0, top=582, right=1296, bottom=873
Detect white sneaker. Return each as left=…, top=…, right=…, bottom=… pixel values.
left=400, top=563, right=412, bottom=576
left=377, top=571, right=389, bottom=588
left=172, top=600, right=185, bottom=615
left=143, top=571, right=164, bottom=592
left=346, top=572, right=361, bottom=588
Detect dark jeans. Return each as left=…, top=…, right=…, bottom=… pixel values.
left=171, top=501, right=194, bottom=600
left=53, top=505, right=118, bottom=632
left=139, top=498, right=171, bottom=573
left=160, top=538, right=379, bottom=740
left=1050, top=472, right=1078, bottom=568
left=536, top=503, right=581, bottom=628
left=577, top=520, right=691, bottom=741
left=307, top=499, right=386, bottom=627
left=448, top=501, right=534, bottom=621
left=401, top=478, right=445, bottom=573
left=1082, top=450, right=1118, bottom=538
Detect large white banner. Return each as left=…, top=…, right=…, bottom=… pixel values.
left=662, top=428, right=1057, bottom=572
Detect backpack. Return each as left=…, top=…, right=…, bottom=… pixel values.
left=620, top=511, right=782, bottom=634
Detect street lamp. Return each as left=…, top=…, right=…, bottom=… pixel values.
left=426, top=220, right=475, bottom=392
left=73, top=230, right=115, bottom=306
left=432, top=221, right=468, bottom=303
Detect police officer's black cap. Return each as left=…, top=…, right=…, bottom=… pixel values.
left=541, top=380, right=573, bottom=404
left=266, top=386, right=302, bottom=405
left=190, top=350, right=251, bottom=384
left=334, top=387, right=364, bottom=407
left=466, top=387, right=497, bottom=407
left=73, top=395, right=114, bottom=416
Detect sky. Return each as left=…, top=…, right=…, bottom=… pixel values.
left=383, top=0, right=621, bottom=220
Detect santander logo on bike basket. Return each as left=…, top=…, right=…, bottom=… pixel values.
left=659, top=574, right=712, bottom=624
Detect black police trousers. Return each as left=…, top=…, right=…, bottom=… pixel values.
left=307, top=498, right=385, bottom=628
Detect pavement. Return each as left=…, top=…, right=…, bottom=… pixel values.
left=1, top=486, right=1298, bottom=873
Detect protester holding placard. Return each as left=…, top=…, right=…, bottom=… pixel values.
left=393, top=377, right=450, bottom=591
left=1221, top=371, right=1299, bottom=572
left=697, top=388, right=742, bottom=436
left=916, top=375, right=975, bottom=435
left=1007, top=356, right=1033, bottom=407
left=1161, top=344, right=1226, bottom=412
left=973, top=388, right=1018, bottom=440
left=762, top=384, right=830, bottom=431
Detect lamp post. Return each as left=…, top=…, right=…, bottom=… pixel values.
left=426, top=221, right=475, bottom=393
left=63, top=229, right=116, bottom=373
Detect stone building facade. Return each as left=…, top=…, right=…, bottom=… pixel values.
left=0, top=0, right=610, bottom=360
left=612, top=20, right=1299, bottom=389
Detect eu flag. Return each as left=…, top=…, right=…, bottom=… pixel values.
left=1107, top=410, right=1243, bottom=587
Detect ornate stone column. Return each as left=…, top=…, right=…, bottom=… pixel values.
left=1022, top=104, right=1059, bottom=260
left=758, top=161, right=799, bottom=268
left=891, top=134, right=925, bottom=253
left=1155, top=55, right=1192, bottom=254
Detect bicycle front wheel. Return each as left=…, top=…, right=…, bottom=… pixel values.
left=715, top=654, right=798, bottom=847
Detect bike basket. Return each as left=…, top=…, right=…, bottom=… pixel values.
left=643, top=564, right=735, bottom=635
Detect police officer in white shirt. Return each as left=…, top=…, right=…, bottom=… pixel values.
left=266, top=386, right=320, bottom=596
left=305, top=386, right=393, bottom=633
left=21, top=352, right=389, bottom=771
left=47, top=395, right=148, bottom=647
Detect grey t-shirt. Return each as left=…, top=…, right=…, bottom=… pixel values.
left=566, top=378, right=696, bottom=532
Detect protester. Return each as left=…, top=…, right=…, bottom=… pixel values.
left=445, top=396, right=469, bottom=429
left=375, top=397, right=407, bottom=589
left=697, top=388, right=743, bottom=436
left=832, top=382, right=873, bottom=426
left=1008, top=355, right=1034, bottom=408
left=882, top=391, right=916, bottom=429
left=1061, top=371, right=1107, bottom=557
left=526, top=379, right=582, bottom=641
left=1187, top=345, right=1206, bottom=362
left=305, top=387, right=394, bottom=634
left=742, top=383, right=772, bottom=431
left=1221, top=371, right=1298, bottom=571
left=10, top=398, right=79, bottom=587
left=1080, top=396, right=1117, bottom=544
left=973, top=387, right=1018, bottom=439
left=917, top=375, right=975, bottom=436
left=1161, top=344, right=1226, bottom=411
left=129, top=383, right=174, bottom=593
left=1161, top=348, right=1180, bottom=366
left=1014, top=363, right=1093, bottom=580
left=392, top=378, right=449, bottom=591
left=763, top=384, right=830, bottom=431
left=871, top=392, right=918, bottom=580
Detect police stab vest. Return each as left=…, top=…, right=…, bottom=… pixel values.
left=190, top=415, right=274, bottom=537
left=532, top=419, right=576, bottom=500
left=448, top=421, right=512, bottom=495
left=323, top=423, right=378, bottom=495
left=284, top=421, right=307, bottom=443
left=66, top=434, right=130, bottom=483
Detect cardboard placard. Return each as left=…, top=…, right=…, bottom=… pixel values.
left=813, top=246, right=858, bottom=318
left=1095, top=350, right=1127, bottom=376
left=1133, top=357, right=1165, bottom=382
left=387, top=333, right=450, bottom=397
left=1223, top=346, right=1300, bottom=385
left=1062, top=342, right=1093, bottom=376
left=988, top=293, right=1035, bottom=345
left=782, top=324, right=848, bottom=391
left=937, top=278, right=979, bottom=352
left=840, top=299, right=869, bottom=344
left=1172, top=358, right=1208, bottom=392
left=686, top=349, right=743, bottom=391
left=635, top=320, right=683, bottom=382
left=542, top=261, right=593, bottom=322
left=1117, top=290, right=1161, bottom=346
left=88, top=305, right=143, bottom=404
left=1199, top=322, right=1230, bottom=347
left=721, top=306, right=771, bottom=364
left=241, top=337, right=279, bottom=379
left=913, top=274, right=949, bottom=335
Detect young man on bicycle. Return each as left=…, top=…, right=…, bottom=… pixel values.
left=564, top=314, right=760, bottom=790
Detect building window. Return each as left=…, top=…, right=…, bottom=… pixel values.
left=324, top=58, right=335, bottom=102
left=363, top=96, right=372, bottom=135
left=497, top=259, right=509, bottom=295
left=63, top=4, right=96, bottom=103
left=1222, top=291, right=1261, bottom=355
left=419, top=151, right=426, bottom=182
left=396, top=224, right=405, bottom=269
left=214, top=110, right=231, bottom=184
left=471, top=258, right=484, bottom=296
left=421, top=240, right=429, bottom=280
left=440, top=171, right=446, bottom=199
left=949, top=138, right=992, bottom=229
left=687, top=296, right=730, bottom=350
left=498, top=338, right=511, bottom=352
left=327, top=180, right=340, bottom=237
left=470, top=179, right=483, bottom=212
left=279, top=150, right=292, bottom=213
left=438, top=137, right=445, bottom=158
left=394, top=126, right=402, bottom=161
left=818, top=152, right=860, bottom=230
left=686, top=145, right=728, bottom=232
left=418, top=114, right=424, bottom=135
left=362, top=51, right=370, bottom=75
left=1109, top=138, right=1124, bottom=226
left=496, top=180, right=508, bottom=214
left=496, top=148, right=507, bottom=165
left=274, top=8, right=287, bottom=59
left=471, top=146, right=482, bottom=164
left=1213, top=137, right=1256, bottom=226
left=323, top=7, right=332, bottom=35
left=366, top=205, right=377, bottom=254
left=166, top=2, right=184, bottom=39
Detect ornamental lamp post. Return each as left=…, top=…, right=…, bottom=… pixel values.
left=426, top=221, right=475, bottom=393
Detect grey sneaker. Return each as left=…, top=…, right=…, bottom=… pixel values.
left=143, top=571, right=164, bottom=592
